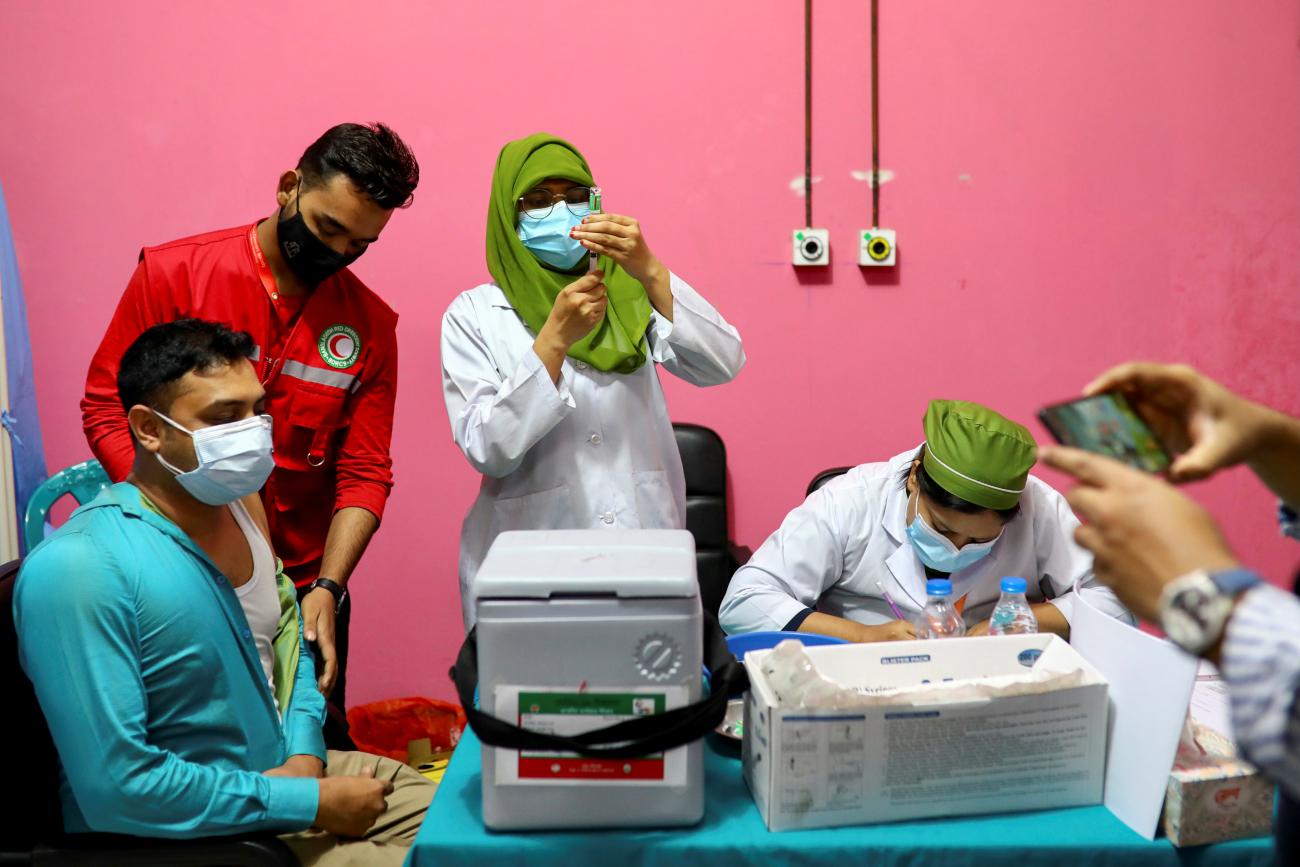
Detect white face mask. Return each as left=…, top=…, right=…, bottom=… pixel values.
left=153, top=411, right=274, bottom=505
left=906, top=490, right=1004, bottom=573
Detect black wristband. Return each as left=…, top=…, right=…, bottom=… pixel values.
left=309, top=577, right=347, bottom=611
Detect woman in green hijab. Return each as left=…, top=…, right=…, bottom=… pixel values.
left=441, top=133, right=746, bottom=629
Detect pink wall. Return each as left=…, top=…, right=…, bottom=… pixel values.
left=3, top=1, right=1299, bottom=706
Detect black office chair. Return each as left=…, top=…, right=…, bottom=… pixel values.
left=806, top=466, right=852, bottom=497
left=0, top=559, right=297, bottom=866
left=672, top=423, right=750, bottom=616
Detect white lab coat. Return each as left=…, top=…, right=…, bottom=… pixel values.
left=442, top=273, right=745, bottom=629
left=719, top=449, right=1133, bottom=635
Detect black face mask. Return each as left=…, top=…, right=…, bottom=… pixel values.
left=277, top=182, right=361, bottom=287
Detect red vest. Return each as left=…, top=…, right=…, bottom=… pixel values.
left=82, top=223, right=398, bottom=585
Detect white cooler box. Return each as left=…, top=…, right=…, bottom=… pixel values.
left=473, top=529, right=706, bottom=830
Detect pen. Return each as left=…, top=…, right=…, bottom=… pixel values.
left=882, top=590, right=906, bottom=620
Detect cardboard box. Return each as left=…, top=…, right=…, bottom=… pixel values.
left=742, top=634, right=1109, bottom=831
left=1163, top=721, right=1275, bottom=847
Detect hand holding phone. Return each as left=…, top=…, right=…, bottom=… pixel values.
left=1082, top=362, right=1293, bottom=483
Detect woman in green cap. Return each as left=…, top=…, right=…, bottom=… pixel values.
left=720, top=400, right=1132, bottom=641
left=442, top=133, right=745, bottom=629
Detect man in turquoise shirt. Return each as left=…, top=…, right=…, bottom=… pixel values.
left=15, top=319, right=432, bottom=863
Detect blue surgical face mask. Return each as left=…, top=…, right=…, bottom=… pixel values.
left=154, top=411, right=275, bottom=506
left=516, top=205, right=588, bottom=270
left=905, top=491, right=1003, bottom=574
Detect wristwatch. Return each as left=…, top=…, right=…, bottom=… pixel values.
left=309, top=577, right=348, bottom=613
left=1159, top=568, right=1260, bottom=655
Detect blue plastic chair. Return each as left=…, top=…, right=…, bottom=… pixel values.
left=725, top=630, right=847, bottom=659
left=22, top=459, right=111, bottom=551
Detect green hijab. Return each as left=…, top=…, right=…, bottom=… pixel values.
left=486, top=132, right=653, bottom=373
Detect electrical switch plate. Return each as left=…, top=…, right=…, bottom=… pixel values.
left=859, top=227, right=896, bottom=267
left=792, top=228, right=830, bottom=266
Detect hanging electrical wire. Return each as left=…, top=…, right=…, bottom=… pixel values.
left=871, top=0, right=880, bottom=228
left=805, top=0, right=813, bottom=228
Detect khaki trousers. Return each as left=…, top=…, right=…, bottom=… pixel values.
left=280, top=750, right=437, bottom=867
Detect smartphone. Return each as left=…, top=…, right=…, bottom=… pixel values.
left=1038, top=392, right=1172, bottom=472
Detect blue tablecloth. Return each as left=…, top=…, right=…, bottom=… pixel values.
left=407, top=729, right=1273, bottom=867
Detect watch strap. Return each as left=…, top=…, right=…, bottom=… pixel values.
left=1210, top=568, right=1261, bottom=596
left=310, top=577, right=347, bottom=611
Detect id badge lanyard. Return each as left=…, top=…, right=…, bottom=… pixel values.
left=248, top=225, right=331, bottom=467
left=247, top=224, right=310, bottom=390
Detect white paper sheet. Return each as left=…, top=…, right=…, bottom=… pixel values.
left=1190, top=660, right=1235, bottom=742
left=1069, top=584, right=1198, bottom=839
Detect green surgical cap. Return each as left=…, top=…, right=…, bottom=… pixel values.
left=921, top=399, right=1038, bottom=511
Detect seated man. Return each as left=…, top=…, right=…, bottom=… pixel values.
left=720, top=399, right=1133, bottom=641
left=15, top=319, right=432, bottom=866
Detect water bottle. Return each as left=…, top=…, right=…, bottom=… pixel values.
left=989, top=577, right=1038, bottom=635
left=914, top=579, right=967, bottom=639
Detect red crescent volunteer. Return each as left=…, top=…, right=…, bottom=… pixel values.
left=80, top=122, right=420, bottom=724
left=84, top=224, right=398, bottom=564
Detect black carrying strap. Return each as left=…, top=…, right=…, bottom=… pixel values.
left=450, top=612, right=748, bottom=759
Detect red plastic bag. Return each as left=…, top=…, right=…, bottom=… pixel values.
left=347, top=697, right=467, bottom=763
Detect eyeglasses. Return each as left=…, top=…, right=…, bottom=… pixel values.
left=517, top=186, right=593, bottom=221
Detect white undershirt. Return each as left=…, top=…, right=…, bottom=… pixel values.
left=229, top=500, right=279, bottom=688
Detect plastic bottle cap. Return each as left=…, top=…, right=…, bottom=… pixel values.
left=925, top=578, right=953, bottom=596
left=1001, top=577, right=1027, bottom=593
